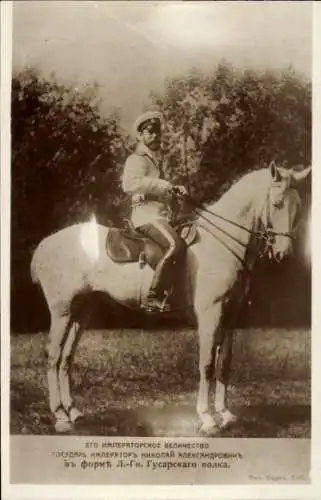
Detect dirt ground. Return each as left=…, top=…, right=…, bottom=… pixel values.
left=10, top=327, right=310, bottom=437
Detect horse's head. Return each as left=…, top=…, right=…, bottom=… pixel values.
left=260, top=161, right=311, bottom=262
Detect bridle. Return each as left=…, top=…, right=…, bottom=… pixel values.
left=182, top=182, right=299, bottom=269
left=255, top=187, right=298, bottom=260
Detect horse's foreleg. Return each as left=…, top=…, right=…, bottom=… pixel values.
left=214, top=329, right=237, bottom=429
left=46, top=314, right=72, bottom=432
left=196, top=301, right=223, bottom=435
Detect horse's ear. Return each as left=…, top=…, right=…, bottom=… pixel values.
left=269, top=160, right=281, bottom=182
left=291, top=165, right=312, bottom=184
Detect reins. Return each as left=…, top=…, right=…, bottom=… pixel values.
left=183, top=195, right=295, bottom=242
left=188, top=199, right=261, bottom=272
left=176, top=190, right=297, bottom=266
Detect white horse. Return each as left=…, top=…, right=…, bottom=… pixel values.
left=30, top=163, right=310, bottom=434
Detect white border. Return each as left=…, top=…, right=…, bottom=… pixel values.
left=2, top=1, right=321, bottom=499
left=311, top=0, right=321, bottom=492
left=1, top=0, right=12, bottom=497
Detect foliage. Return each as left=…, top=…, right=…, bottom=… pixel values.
left=11, top=68, right=130, bottom=321
left=12, top=64, right=311, bottom=248
left=149, top=63, right=311, bottom=204
left=12, top=67, right=128, bottom=253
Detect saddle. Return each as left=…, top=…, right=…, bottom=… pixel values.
left=106, top=219, right=198, bottom=269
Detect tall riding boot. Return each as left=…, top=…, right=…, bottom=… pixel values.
left=141, top=266, right=171, bottom=313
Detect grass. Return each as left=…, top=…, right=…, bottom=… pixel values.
left=10, top=327, right=311, bottom=437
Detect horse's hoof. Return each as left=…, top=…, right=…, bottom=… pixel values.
left=199, top=423, right=220, bottom=437
left=69, top=407, right=84, bottom=424
left=218, top=409, right=237, bottom=430
left=54, top=408, right=73, bottom=433
left=55, top=419, right=73, bottom=433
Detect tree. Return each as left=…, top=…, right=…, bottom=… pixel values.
left=148, top=63, right=311, bottom=204
left=11, top=68, right=128, bottom=330
left=12, top=68, right=128, bottom=247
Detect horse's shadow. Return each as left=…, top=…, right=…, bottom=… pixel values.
left=70, top=405, right=201, bottom=437
left=70, top=408, right=155, bottom=437
left=221, top=404, right=311, bottom=438
left=11, top=388, right=310, bottom=437
left=71, top=404, right=310, bottom=438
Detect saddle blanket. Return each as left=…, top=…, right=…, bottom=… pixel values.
left=106, top=221, right=198, bottom=269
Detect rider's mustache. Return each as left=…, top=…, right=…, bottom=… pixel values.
left=150, top=139, right=161, bottom=146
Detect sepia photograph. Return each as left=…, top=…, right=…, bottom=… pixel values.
left=1, top=0, right=319, bottom=495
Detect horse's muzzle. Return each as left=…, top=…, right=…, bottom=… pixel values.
left=273, top=239, right=293, bottom=263
left=274, top=250, right=286, bottom=263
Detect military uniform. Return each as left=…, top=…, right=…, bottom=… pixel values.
left=121, top=111, right=186, bottom=310
left=122, top=141, right=171, bottom=227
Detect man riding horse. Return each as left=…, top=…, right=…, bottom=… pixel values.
left=122, top=110, right=188, bottom=312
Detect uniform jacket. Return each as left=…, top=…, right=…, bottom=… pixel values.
left=122, top=142, right=172, bottom=227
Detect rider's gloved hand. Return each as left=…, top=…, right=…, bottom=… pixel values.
left=172, top=185, right=188, bottom=198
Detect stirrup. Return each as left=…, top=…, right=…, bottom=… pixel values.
left=141, top=293, right=170, bottom=313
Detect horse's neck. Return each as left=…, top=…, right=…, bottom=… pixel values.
left=208, top=171, right=269, bottom=224
left=209, top=196, right=253, bottom=227
left=198, top=171, right=269, bottom=256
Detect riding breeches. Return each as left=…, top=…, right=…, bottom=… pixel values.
left=138, top=219, right=187, bottom=296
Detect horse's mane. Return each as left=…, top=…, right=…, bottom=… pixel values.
left=203, top=168, right=270, bottom=219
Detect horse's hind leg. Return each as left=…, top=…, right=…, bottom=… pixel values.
left=58, top=320, right=83, bottom=423
left=46, top=312, right=72, bottom=432
left=59, top=309, right=91, bottom=424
